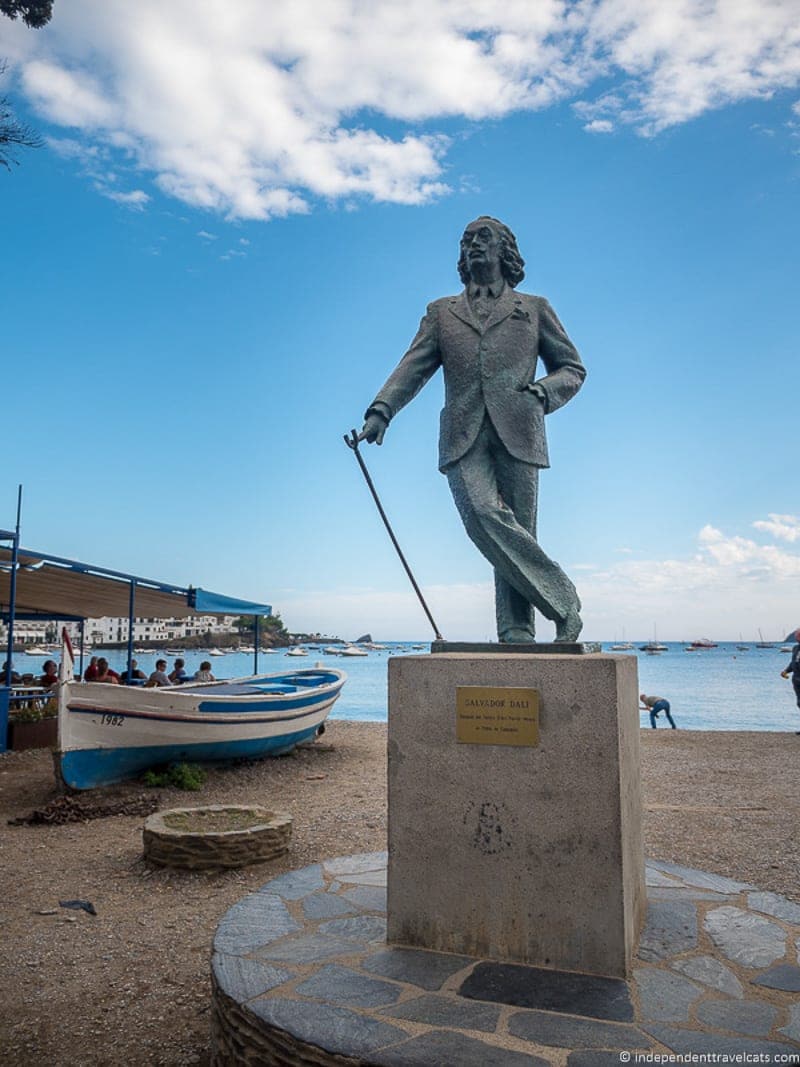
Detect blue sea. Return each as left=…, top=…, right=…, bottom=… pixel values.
left=33, top=641, right=798, bottom=732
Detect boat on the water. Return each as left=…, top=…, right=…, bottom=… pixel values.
left=339, top=645, right=368, bottom=657
left=755, top=629, right=775, bottom=649
left=689, top=638, right=717, bottom=649
left=55, top=634, right=346, bottom=790
left=285, top=647, right=308, bottom=657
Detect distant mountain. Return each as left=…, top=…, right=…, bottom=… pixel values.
left=354, top=633, right=372, bottom=644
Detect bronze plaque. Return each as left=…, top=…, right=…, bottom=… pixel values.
left=456, top=686, right=539, bottom=747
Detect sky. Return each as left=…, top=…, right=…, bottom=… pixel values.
left=0, top=0, right=798, bottom=643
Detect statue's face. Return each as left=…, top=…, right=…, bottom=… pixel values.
left=461, top=220, right=502, bottom=276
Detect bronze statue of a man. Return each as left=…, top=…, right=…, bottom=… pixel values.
left=359, top=216, right=585, bottom=643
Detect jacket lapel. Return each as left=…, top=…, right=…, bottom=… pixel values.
left=483, top=286, right=519, bottom=332
left=447, top=292, right=480, bottom=334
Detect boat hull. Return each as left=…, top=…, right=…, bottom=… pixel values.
left=59, top=724, right=323, bottom=790
left=57, top=670, right=345, bottom=790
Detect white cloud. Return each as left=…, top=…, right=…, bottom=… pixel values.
left=196, top=230, right=217, bottom=241
left=10, top=0, right=800, bottom=217
left=102, top=188, right=149, bottom=208
left=584, top=119, right=615, bottom=133
left=578, top=521, right=800, bottom=640
left=753, top=513, right=800, bottom=543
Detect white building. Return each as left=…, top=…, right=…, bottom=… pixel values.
left=1, top=615, right=240, bottom=647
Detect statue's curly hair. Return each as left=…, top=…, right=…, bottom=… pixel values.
left=457, top=216, right=525, bottom=288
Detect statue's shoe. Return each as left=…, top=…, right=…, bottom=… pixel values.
left=499, top=628, right=536, bottom=643
left=554, top=608, right=582, bottom=643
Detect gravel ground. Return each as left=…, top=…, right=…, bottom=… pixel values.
left=0, top=722, right=797, bottom=1066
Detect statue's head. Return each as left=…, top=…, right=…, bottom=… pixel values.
left=457, top=216, right=525, bottom=287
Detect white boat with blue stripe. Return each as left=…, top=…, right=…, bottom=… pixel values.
left=56, top=638, right=346, bottom=790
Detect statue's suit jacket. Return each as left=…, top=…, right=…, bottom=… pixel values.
left=368, top=286, right=586, bottom=473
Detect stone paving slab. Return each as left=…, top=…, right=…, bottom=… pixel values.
left=371, top=1030, right=550, bottom=1067
left=506, top=1009, right=652, bottom=1050
left=294, top=963, right=403, bottom=1008
left=646, top=859, right=756, bottom=894
left=460, top=962, right=634, bottom=1021
left=751, top=963, right=800, bottom=992
left=695, top=998, right=779, bottom=1036
left=748, top=891, right=800, bottom=925
left=670, top=954, right=743, bottom=997
left=210, top=852, right=800, bottom=1066
left=704, top=905, right=788, bottom=968
left=362, top=947, right=475, bottom=990
left=379, top=992, right=502, bottom=1032
left=634, top=968, right=702, bottom=1022
left=637, top=900, right=698, bottom=961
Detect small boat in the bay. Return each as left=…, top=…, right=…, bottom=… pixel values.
left=55, top=634, right=346, bottom=790
left=339, top=644, right=368, bottom=657
left=755, top=629, right=775, bottom=649
left=207, top=648, right=226, bottom=656
left=24, top=645, right=48, bottom=655
left=285, top=647, right=308, bottom=657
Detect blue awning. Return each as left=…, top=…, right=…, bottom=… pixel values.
left=191, top=588, right=272, bottom=616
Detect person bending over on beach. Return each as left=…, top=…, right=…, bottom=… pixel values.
left=145, top=659, right=171, bottom=688
left=779, top=627, right=800, bottom=734
left=640, top=693, right=676, bottom=729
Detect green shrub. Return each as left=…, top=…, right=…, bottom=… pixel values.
left=11, top=696, right=58, bottom=723
left=142, top=762, right=206, bottom=791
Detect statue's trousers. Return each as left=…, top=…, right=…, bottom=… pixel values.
left=445, top=418, right=580, bottom=638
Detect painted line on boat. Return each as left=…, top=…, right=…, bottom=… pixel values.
left=63, top=686, right=343, bottom=717
left=63, top=701, right=337, bottom=727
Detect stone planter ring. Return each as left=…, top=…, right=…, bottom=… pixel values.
left=143, top=805, right=292, bottom=870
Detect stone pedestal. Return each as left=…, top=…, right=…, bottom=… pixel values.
left=387, top=653, right=645, bottom=978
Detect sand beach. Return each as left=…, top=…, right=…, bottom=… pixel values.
left=0, top=722, right=797, bottom=1065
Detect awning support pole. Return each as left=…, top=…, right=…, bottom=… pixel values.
left=1, top=486, right=22, bottom=753
left=254, top=615, right=259, bottom=676
left=78, top=619, right=85, bottom=679
left=5, top=486, right=22, bottom=673
left=127, top=580, right=136, bottom=683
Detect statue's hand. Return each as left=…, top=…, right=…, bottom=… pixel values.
left=359, top=412, right=388, bottom=445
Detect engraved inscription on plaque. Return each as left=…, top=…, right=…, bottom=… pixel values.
left=456, top=686, right=539, bottom=747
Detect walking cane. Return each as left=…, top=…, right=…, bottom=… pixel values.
left=344, top=429, right=443, bottom=642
